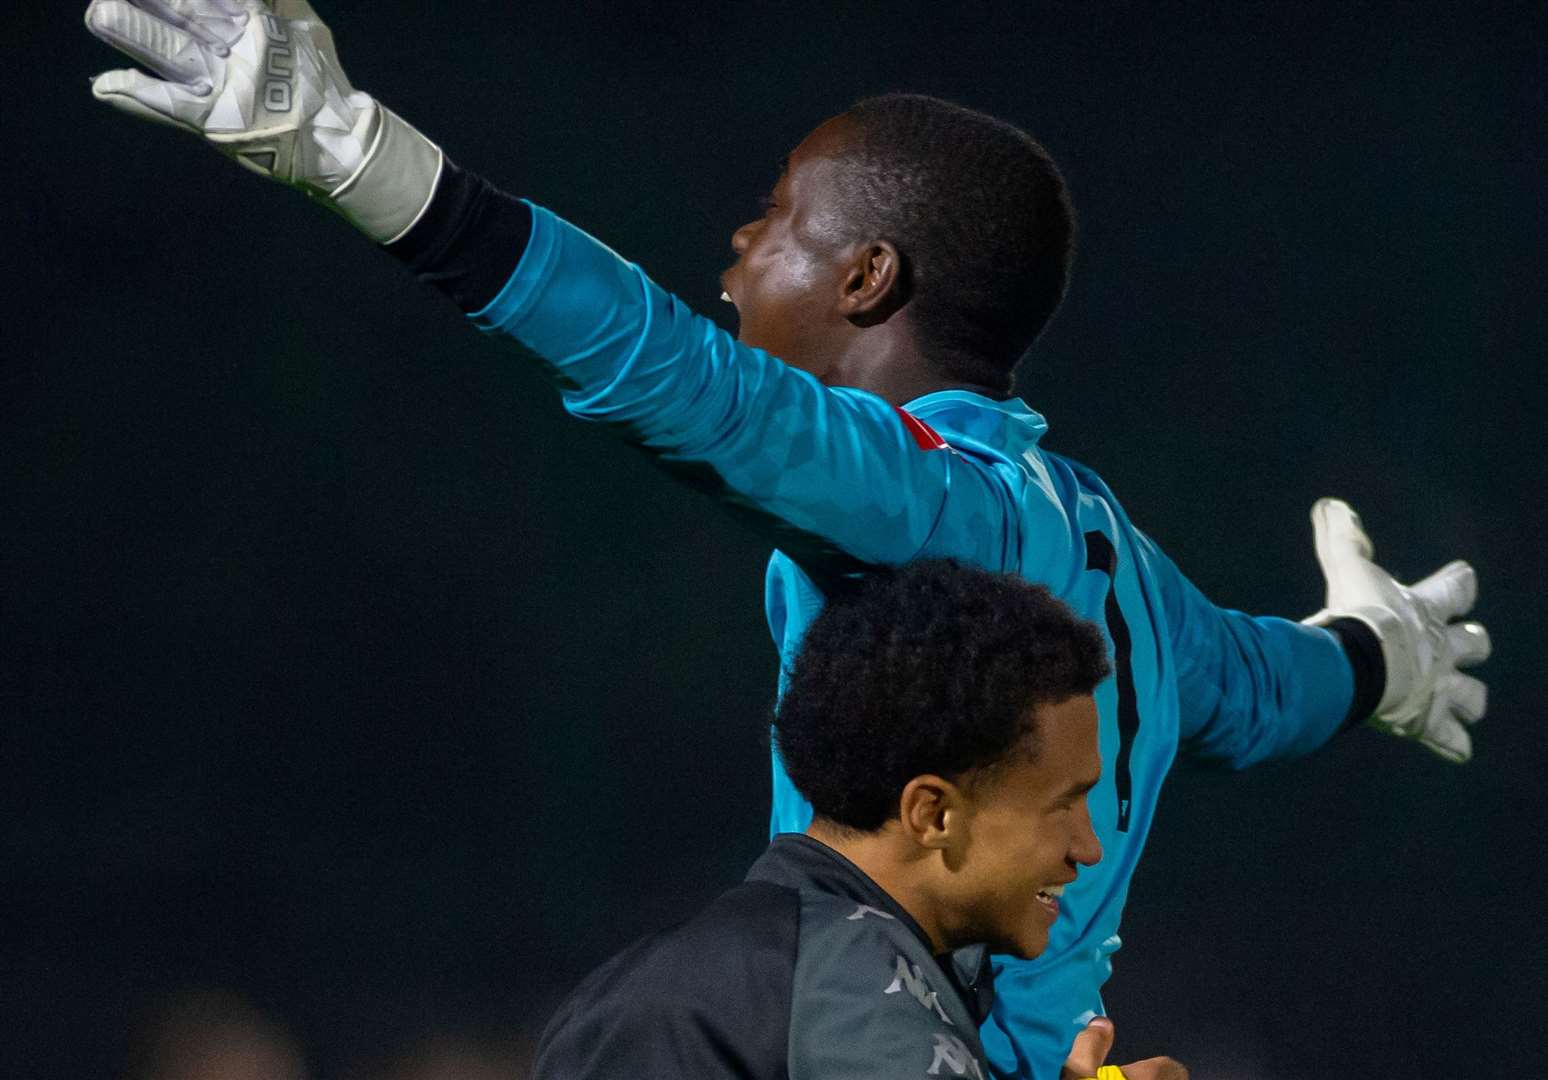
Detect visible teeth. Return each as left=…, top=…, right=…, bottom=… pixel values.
left=1040, top=884, right=1065, bottom=898
left=721, top=291, right=733, bottom=303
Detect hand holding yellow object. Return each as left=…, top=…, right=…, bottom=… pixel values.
left=1061, top=1016, right=1189, bottom=1080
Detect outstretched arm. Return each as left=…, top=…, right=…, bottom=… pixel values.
left=84, top=0, right=1024, bottom=577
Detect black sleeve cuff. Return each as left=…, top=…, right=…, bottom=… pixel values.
left=1326, top=617, right=1386, bottom=731
left=384, top=157, right=533, bottom=314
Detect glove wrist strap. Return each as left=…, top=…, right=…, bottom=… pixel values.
left=1306, top=604, right=1414, bottom=720
left=327, top=103, right=444, bottom=244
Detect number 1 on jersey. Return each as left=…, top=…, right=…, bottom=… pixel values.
left=1084, top=531, right=1138, bottom=833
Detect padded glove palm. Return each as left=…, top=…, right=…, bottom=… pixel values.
left=85, top=0, right=441, bottom=242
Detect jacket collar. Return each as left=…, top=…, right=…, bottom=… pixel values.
left=746, top=834, right=997, bottom=1023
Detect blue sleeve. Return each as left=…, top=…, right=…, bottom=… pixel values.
left=469, top=202, right=1018, bottom=570
left=1133, top=530, right=1355, bottom=768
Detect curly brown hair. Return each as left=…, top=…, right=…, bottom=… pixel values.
left=774, top=559, right=1110, bottom=831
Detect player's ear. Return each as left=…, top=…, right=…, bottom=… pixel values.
left=838, top=240, right=909, bottom=327
left=898, top=774, right=967, bottom=854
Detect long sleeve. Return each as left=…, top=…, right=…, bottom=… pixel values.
left=466, top=200, right=1021, bottom=572
left=1134, top=529, right=1358, bottom=768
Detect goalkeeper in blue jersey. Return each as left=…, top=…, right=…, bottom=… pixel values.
left=83, top=4, right=1493, bottom=1078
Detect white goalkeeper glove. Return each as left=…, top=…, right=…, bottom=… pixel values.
left=1304, top=497, right=1491, bottom=763
left=84, top=0, right=442, bottom=243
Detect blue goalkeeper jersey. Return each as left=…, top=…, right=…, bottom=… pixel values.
left=471, top=203, right=1355, bottom=1080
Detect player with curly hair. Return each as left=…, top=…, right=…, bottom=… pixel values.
left=535, top=560, right=1181, bottom=1080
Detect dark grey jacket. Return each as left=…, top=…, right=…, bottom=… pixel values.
left=531, top=834, right=996, bottom=1079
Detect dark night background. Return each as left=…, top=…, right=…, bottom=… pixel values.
left=4, top=2, right=1545, bottom=1077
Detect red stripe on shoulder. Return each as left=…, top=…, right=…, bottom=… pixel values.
left=894, top=407, right=949, bottom=451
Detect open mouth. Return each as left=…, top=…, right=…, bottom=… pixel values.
left=1034, top=883, right=1065, bottom=918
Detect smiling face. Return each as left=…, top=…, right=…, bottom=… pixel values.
left=937, top=694, right=1104, bottom=959
left=719, top=115, right=866, bottom=379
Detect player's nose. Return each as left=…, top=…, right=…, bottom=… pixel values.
left=1071, top=805, right=1102, bottom=868
left=730, top=219, right=758, bottom=256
